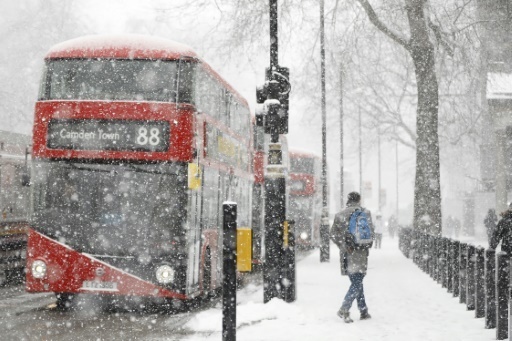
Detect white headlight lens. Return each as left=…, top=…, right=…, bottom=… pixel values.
left=155, top=265, right=175, bottom=284
left=31, top=260, right=47, bottom=279
left=300, top=232, right=308, bottom=240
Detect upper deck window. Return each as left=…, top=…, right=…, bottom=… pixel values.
left=290, top=157, right=315, bottom=174
left=39, top=59, right=194, bottom=103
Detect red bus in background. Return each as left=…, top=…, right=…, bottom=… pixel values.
left=288, top=151, right=321, bottom=249
left=26, top=35, right=255, bottom=309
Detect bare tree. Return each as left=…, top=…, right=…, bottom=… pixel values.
left=0, top=0, right=87, bottom=134
left=356, top=0, right=445, bottom=233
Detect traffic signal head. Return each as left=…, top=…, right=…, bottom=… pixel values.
left=255, top=66, right=290, bottom=135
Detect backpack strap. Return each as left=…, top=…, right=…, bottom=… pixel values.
left=348, top=208, right=361, bottom=227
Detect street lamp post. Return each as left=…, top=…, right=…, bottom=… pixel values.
left=319, top=0, right=329, bottom=262
left=339, top=66, right=344, bottom=212
left=378, top=128, right=381, bottom=212
left=396, top=139, right=399, bottom=220
left=358, top=106, right=362, bottom=195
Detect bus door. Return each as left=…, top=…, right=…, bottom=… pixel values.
left=186, top=163, right=203, bottom=294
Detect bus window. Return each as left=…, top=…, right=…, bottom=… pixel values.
left=43, top=59, right=192, bottom=103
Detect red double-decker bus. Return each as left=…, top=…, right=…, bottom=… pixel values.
left=26, top=35, right=255, bottom=308
left=288, top=151, right=322, bottom=249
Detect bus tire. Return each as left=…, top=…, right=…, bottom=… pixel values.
left=55, top=293, right=75, bottom=310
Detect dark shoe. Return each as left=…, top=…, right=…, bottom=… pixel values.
left=337, top=309, right=353, bottom=323
left=360, top=310, right=371, bottom=320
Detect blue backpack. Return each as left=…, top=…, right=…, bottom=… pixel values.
left=348, top=209, right=373, bottom=248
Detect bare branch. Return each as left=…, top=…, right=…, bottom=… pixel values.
left=428, top=18, right=454, bottom=57
left=356, top=0, right=411, bottom=51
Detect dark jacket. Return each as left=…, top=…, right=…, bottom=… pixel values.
left=484, top=210, right=497, bottom=236
left=490, top=210, right=512, bottom=253
left=330, top=203, right=373, bottom=274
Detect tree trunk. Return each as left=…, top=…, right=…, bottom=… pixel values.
left=406, top=0, right=442, bottom=235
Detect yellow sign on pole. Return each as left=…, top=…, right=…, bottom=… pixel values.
left=188, top=163, right=201, bottom=190
left=283, top=221, right=289, bottom=249
left=237, top=228, right=252, bottom=272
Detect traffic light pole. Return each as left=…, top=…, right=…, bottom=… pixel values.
left=257, top=0, right=294, bottom=303
left=269, top=0, right=278, bottom=73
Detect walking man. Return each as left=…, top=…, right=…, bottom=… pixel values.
left=330, top=191, right=373, bottom=323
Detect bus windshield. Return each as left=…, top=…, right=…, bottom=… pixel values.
left=40, top=59, right=194, bottom=102
left=31, top=160, right=188, bottom=257
left=289, top=196, right=313, bottom=232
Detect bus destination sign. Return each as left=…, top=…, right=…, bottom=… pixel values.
left=47, top=119, right=170, bottom=152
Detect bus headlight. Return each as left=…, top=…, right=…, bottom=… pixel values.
left=155, top=265, right=175, bottom=284
left=31, top=260, right=47, bottom=279
left=300, top=232, right=308, bottom=240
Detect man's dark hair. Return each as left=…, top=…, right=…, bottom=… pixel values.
left=347, top=191, right=361, bottom=205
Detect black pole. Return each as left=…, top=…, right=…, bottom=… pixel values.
left=421, top=233, right=427, bottom=272
left=259, top=0, right=292, bottom=303
left=319, top=0, right=329, bottom=263
left=459, top=243, right=467, bottom=304
left=434, top=236, right=440, bottom=282
left=339, top=67, right=344, bottom=212
left=411, top=230, right=417, bottom=265
left=440, top=238, right=446, bottom=287
left=441, top=238, right=448, bottom=287
left=475, top=247, right=485, bottom=318
left=447, top=239, right=453, bottom=293
left=420, top=231, right=428, bottom=271
left=281, top=220, right=296, bottom=302
left=222, top=203, right=237, bottom=341
left=453, top=240, right=460, bottom=297
left=406, top=228, right=412, bottom=258
left=466, top=245, right=476, bottom=310
left=395, top=139, right=399, bottom=218
left=269, top=0, right=278, bottom=70
left=263, top=162, right=286, bottom=303
left=426, top=234, right=431, bottom=273
left=485, top=248, right=496, bottom=329
left=377, top=129, right=381, bottom=212
left=438, top=237, right=444, bottom=284
left=429, top=235, right=435, bottom=278
left=496, top=252, right=509, bottom=340
left=416, top=232, right=422, bottom=269
left=358, top=106, right=362, bottom=194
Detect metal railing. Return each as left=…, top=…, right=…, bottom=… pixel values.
left=398, top=228, right=510, bottom=340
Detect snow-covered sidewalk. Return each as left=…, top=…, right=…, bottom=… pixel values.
left=182, top=238, right=497, bottom=340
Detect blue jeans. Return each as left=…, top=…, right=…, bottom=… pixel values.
left=341, top=273, right=368, bottom=312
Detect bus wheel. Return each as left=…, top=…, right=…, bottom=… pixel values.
left=203, top=249, right=212, bottom=298
left=55, top=293, right=75, bottom=310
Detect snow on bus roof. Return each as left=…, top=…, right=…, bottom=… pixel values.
left=46, top=34, right=198, bottom=60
